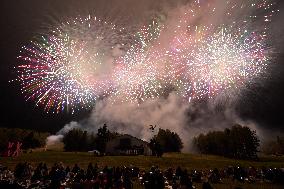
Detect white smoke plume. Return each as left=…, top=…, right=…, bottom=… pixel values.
left=46, top=135, right=64, bottom=146
left=49, top=93, right=247, bottom=152
left=46, top=121, right=81, bottom=147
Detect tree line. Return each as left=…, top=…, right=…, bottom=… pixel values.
left=150, top=128, right=183, bottom=157
left=63, top=124, right=263, bottom=159
left=0, top=128, right=49, bottom=152
left=262, top=136, right=284, bottom=155
left=62, top=124, right=184, bottom=155
left=0, top=124, right=269, bottom=160
left=193, top=124, right=260, bottom=160
left=62, top=124, right=118, bottom=153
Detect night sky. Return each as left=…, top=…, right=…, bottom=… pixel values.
left=1, top=0, right=284, bottom=134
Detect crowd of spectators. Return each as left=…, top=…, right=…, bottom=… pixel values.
left=0, top=162, right=283, bottom=189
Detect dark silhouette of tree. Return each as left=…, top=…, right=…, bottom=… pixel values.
left=95, top=124, right=113, bottom=153
left=63, top=129, right=85, bottom=152
left=149, top=138, right=163, bottom=157
left=22, top=132, right=41, bottom=149
left=80, top=131, right=88, bottom=151
left=193, top=124, right=260, bottom=160
left=62, top=125, right=119, bottom=152
left=87, top=132, right=97, bottom=151
left=276, top=136, right=284, bottom=154
left=151, top=128, right=183, bottom=153
left=230, top=125, right=259, bottom=159
left=262, top=136, right=284, bottom=155
left=0, top=128, right=49, bottom=153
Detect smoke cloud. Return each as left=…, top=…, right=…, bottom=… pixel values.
left=49, top=93, right=250, bottom=152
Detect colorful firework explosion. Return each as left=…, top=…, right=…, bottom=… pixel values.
left=13, top=0, right=279, bottom=113
left=15, top=15, right=130, bottom=113
left=164, top=0, right=276, bottom=101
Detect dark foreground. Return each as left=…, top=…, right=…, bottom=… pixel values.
left=0, top=152, right=284, bottom=188
left=0, top=162, right=284, bottom=189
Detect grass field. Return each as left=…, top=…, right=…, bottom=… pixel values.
left=1, top=151, right=284, bottom=170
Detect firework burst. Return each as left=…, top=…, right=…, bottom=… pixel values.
left=15, top=15, right=130, bottom=113
left=112, top=19, right=166, bottom=103
left=165, top=0, right=276, bottom=101
left=13, top=0, right=279, bottom=113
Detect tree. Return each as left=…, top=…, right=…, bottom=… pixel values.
left=193, top=124, right=260, bottom=160
left=151, top=128, right=183, bottom=153
left=262, top=136, right=284, bottom=155
left=62, top=125, right=119, bottom=152
left=63, top=128, right=86, bottom=152
left=229, top=125, right=259, bottom=159
left=149, top=138, right=163, bottom=157
left=22, top=132, right=41, bottom=149
left=95, top=124, right=112, bottom=153
left=0, top=128, right=49, bottom=153
left=81, top=131, right=88, bottom=151
left=87, top=132, right=97, bottom=151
